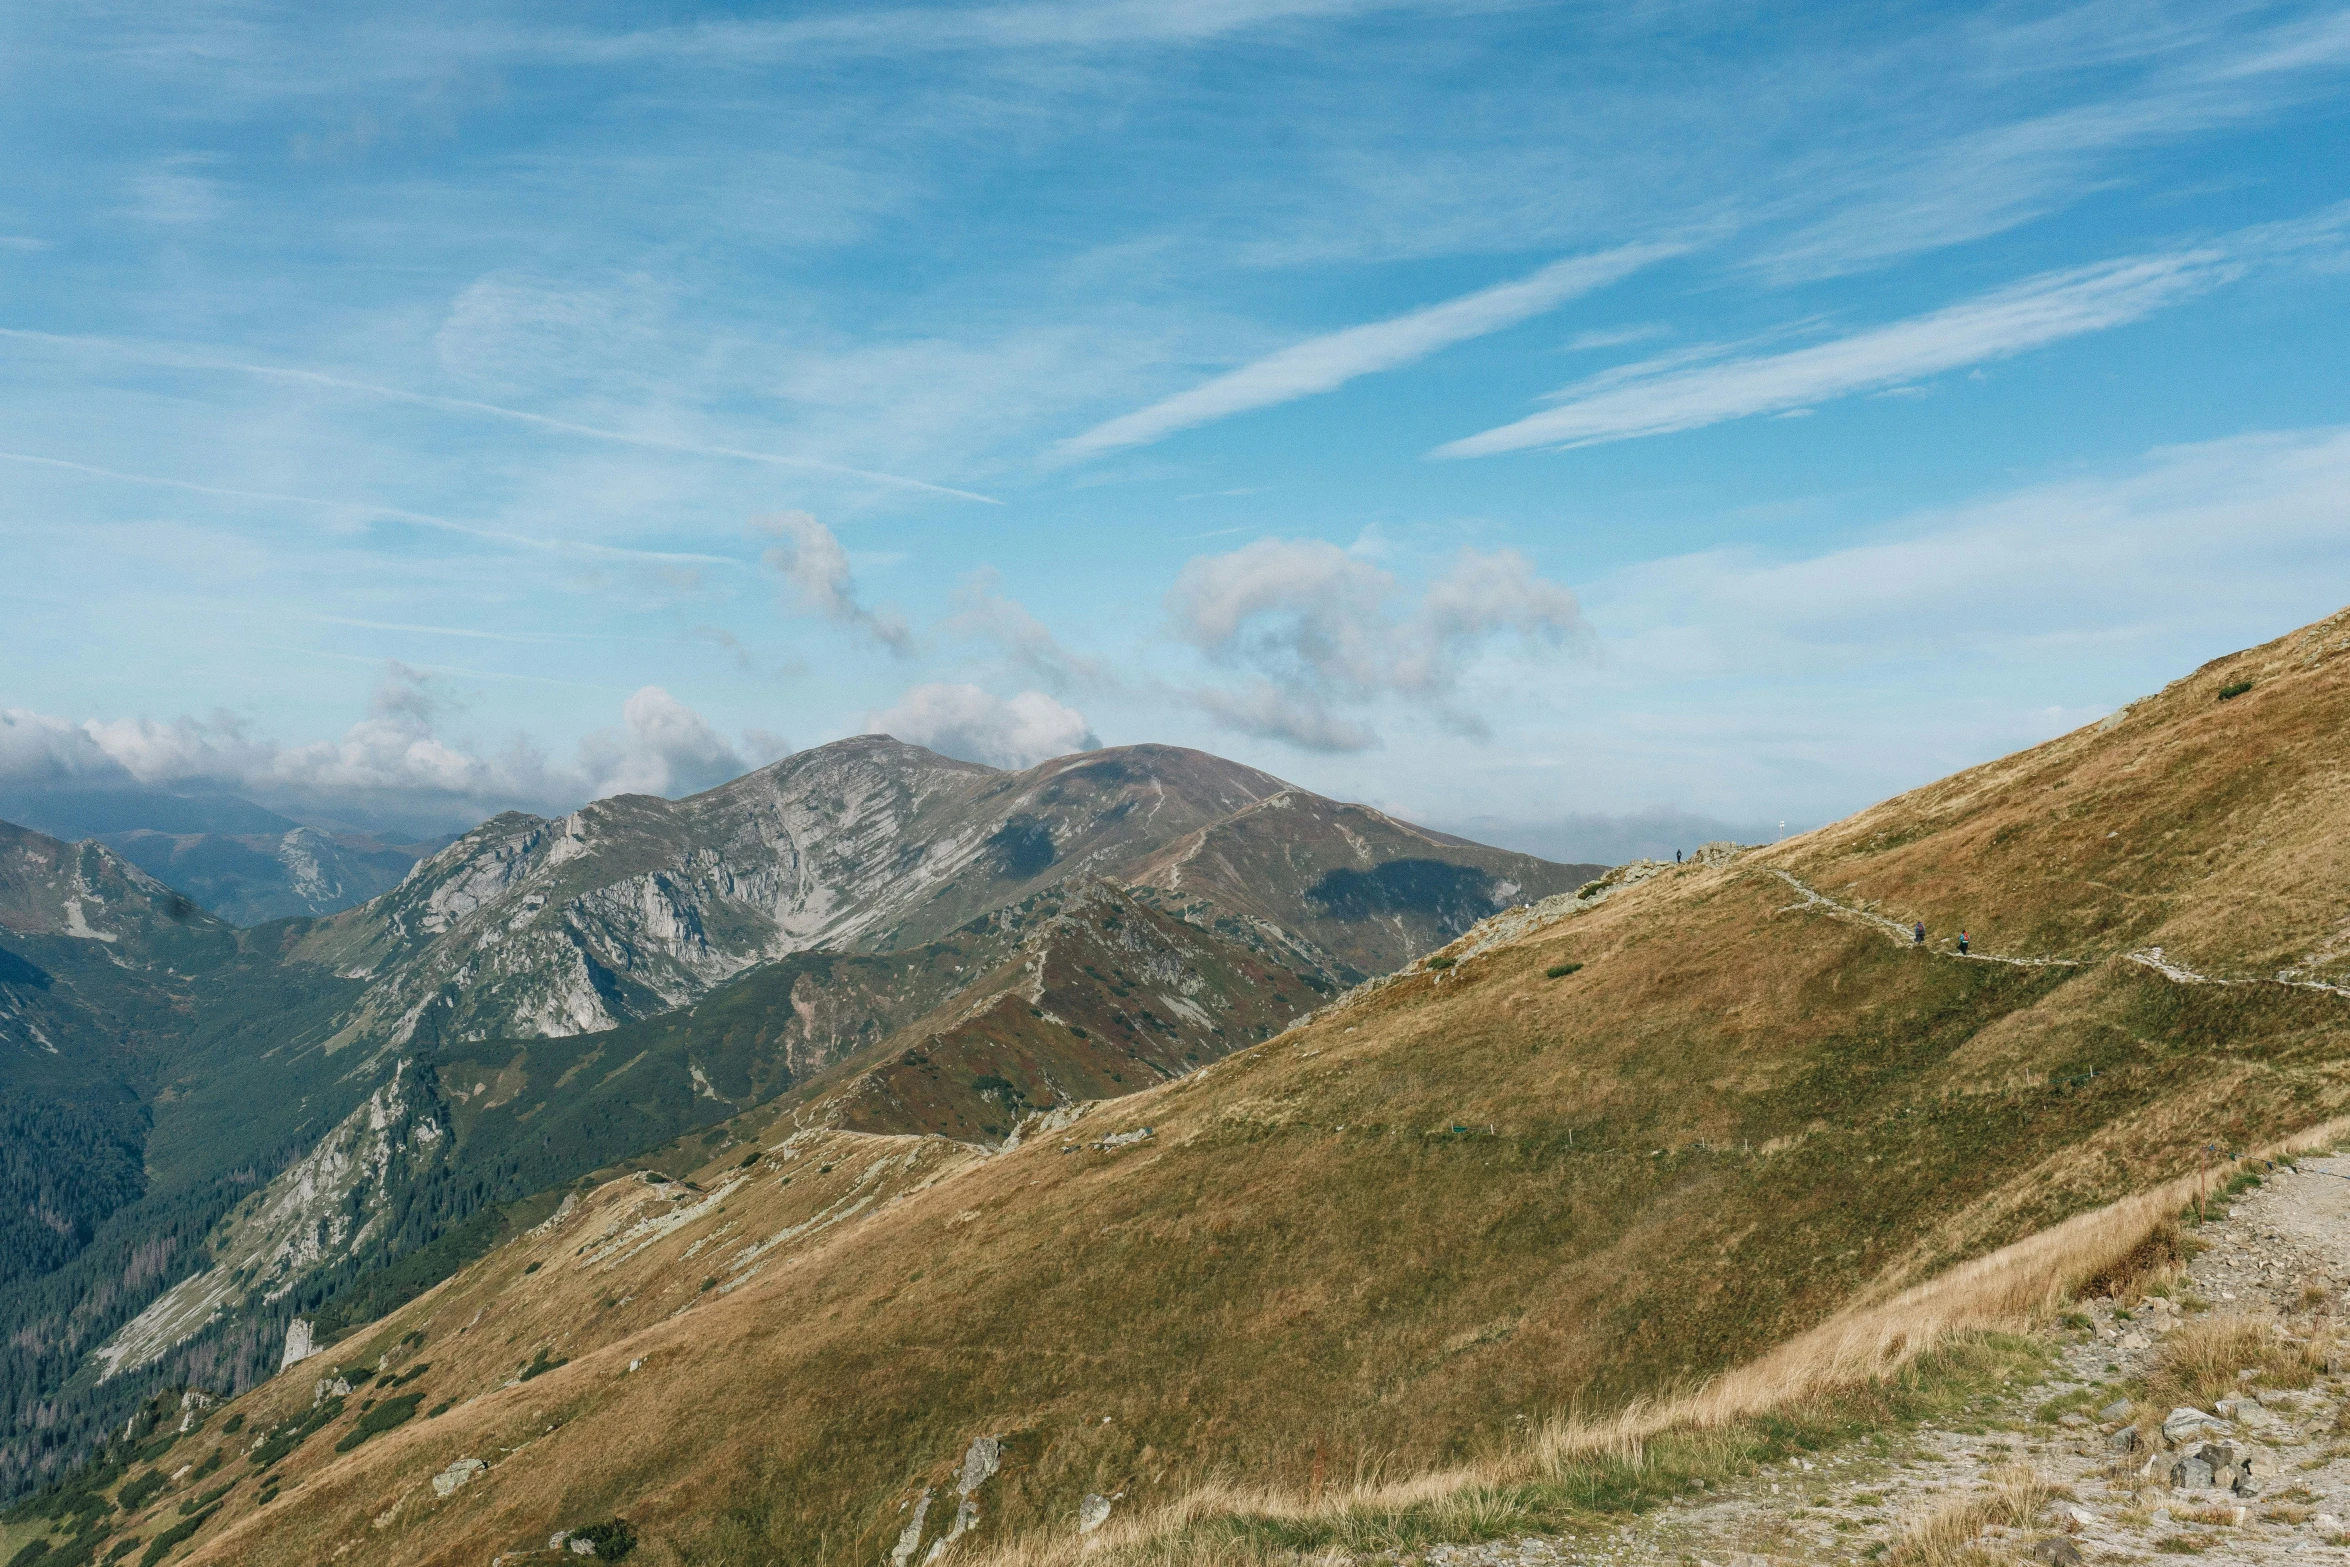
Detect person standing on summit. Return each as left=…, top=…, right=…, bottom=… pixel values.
left=1913, top=920, right=1926, bottom=947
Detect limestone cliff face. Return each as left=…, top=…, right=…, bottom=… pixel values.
left=89, top=1063, right=448, bottom=1381
left=284, top=737, right=1588, bottom=1061
left=290, top=738, right=1588, bottom=1059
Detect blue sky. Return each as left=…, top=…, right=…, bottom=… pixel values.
left=3, top=0, right=2348, bottom=857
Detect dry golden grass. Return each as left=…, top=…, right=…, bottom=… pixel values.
left=1885, top=1464, right=2061, bottom=1567
left=2144, top=1314, right=2333, bottom=1410
left=950, top=1154, right=2287, bottom=1567
left=173, top=608, right=2350, bottom=1567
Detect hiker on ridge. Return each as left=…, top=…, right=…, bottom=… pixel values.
left=1913, top=920, right=1926, bottom=946
left=1959, top=929, right=1970, bottom=955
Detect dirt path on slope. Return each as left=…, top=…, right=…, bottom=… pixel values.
left=1427, top=1155, right=2350, bottom=1567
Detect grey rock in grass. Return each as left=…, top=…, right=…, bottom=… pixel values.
left=2099, top=1398, right=2134, bottom=1423
left=2030, top=1539, right=2083, bottom=1567
left=431, top=1457, right=487, bottom=1497
left=956, top=1435, right=1002, bottom=1496
left=2161, top=1407, right=2218, bottom=1443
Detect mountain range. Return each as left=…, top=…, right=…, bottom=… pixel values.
left=0, top=608, right=2338, bottom=1567
left=0, top=739, right=1597, bottom=1509
left=0, top=783, right=443, bottom=925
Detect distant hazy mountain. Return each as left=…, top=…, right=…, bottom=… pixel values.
left=93, top=826, right=429, bottom=925
left=0, top=784, right=444, bottom=924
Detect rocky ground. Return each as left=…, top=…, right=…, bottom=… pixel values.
left=1429, top=1156, right=2350, bottom=1567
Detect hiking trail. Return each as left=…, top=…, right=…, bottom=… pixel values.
left=1419, top=1152, right=2350, bottom=1567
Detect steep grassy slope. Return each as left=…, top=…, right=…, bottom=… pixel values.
left=1125, top=790, right=1586, bottom=982
left=118, top=607, right=2350, bottom=1567
left=0, top=740, right=1579, bottom=1504
left=801, top=880, right=1323, bottom=1144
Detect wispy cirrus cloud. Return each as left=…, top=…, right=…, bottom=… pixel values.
left=1433, top=244, right=2244, bottom=458
left=554, top=0, right=1469, bottom=65
left=1053, top=242, right=1684, bottom=460
left=1757, top=5, right=2350, bottom=281
left=0, top=327, right=1000, bottom=504
left=0, top=450, right=735, bottom=566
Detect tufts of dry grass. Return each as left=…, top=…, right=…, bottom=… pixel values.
left=1885, top=1464, right=2062, bottom=1567
left=2143, top=1314, right=2333, bottom=1410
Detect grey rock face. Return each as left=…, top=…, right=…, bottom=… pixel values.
left=292, top=738, right=1588, bottom=1059
left=2161, top=1407, right=2217, bottom=1443
left=956, top=1435, right=1004, bottom=1496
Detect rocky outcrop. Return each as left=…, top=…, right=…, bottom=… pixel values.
left=286, top=739, right=1583, bottom=1062
left=89, top=1062, right=448, bottom=1380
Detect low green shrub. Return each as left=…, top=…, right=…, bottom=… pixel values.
left=333, top=1393, right=423, bottom=1453
left=2219, top=680, right=2253, bottom=701
left=136, top=1504, right=217, bottom=1567
left=177, top=1483, right=232, bottom=1517
left=116, top=1471, right=166, bottom=1513
left=572, top=1519, right=638, bottom=1561
left=1545, top=963, right=1582, bottom=979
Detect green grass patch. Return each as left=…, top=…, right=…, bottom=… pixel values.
left=1545, top=964, right=1582, bottom=979
left=2218, top=681, right=2253, bottom=701
left=176, top=1482, right=232, bottom=1517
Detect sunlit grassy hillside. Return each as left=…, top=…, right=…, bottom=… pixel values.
left=93, top=607, right=2350, bottom=1567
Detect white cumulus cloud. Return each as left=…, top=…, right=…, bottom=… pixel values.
left=0, top=666, right=771, bottom=835
left=1168, top=538, right=1587, bottom=750
left=579, top=686, right=753, bottom=799
left=869, top=683, right=1098, bottom=770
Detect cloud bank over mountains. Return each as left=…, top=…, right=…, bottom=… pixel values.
left=0, top=511, right=1604, bottom=831
left=0, top=671, right=777, bottom=836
